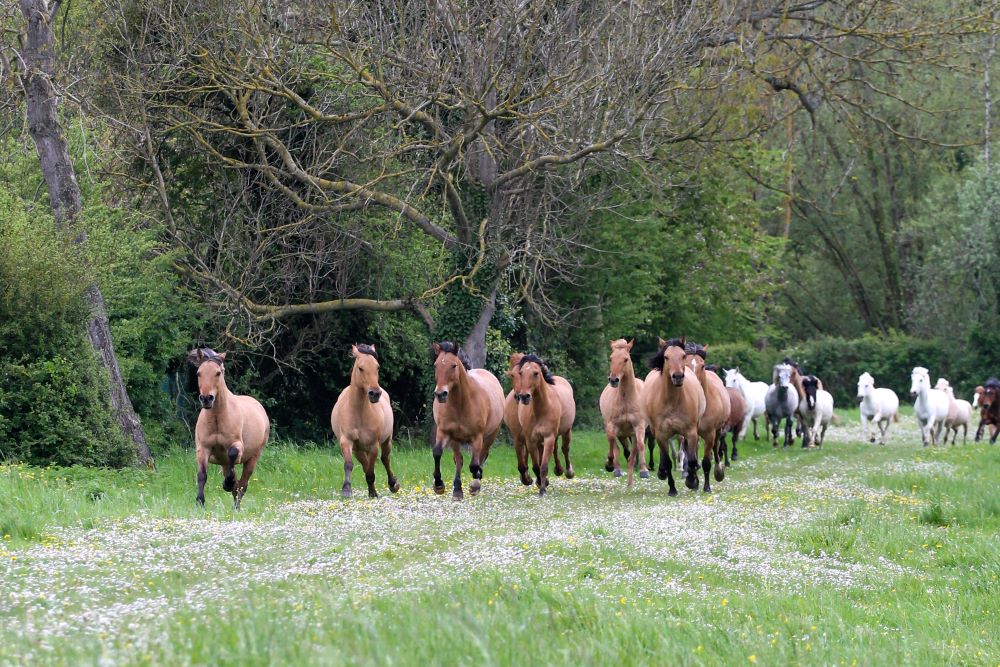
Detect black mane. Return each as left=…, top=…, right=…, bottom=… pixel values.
left=188, top=347, right=224, bottom=367
left=433, top=341, right=471, bottom=370
left=648, top=338, right=685, bottom=370
left=985, top=377, right=1000, bottom=390
left=685, top=342, right=707, bottom=359
left=355, top=343, right=378, bottom=359
left=517, top=354, right=556, bottom=385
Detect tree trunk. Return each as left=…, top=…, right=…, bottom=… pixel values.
left=19, top=0, right=153, bottom=466
left=463, top=287, right=497, bottom=369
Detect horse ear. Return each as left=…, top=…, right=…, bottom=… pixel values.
left=217, top=352, right=227, bottom=363
left=680, top=335, right=686, bottom=346
left=351, top=344, right=360, bottom=357
left=702, top=344, right=710, bottom=354
left=187, top=349, right=203, bottom=366
left=432, top=342, right=442, bottom=356
left=627, top=338, right=634, bottom=351
left=657, top=337, right=666, bottom=347
left=369, top=344, right=376, bottom=353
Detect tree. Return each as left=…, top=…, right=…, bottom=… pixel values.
left=9, top=0, right=153, bottom=465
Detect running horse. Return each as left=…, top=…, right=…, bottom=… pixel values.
left=431, top=342, right=505, bottom=500
left=975, top=378, right=1000, bottom=443
left=641, top=338, right=706, bottom=494
left=513, top=354, right=577, bottom=495
left=599, top=338, right=648, bottom=485
left=685, top=344, right=729, bottom=490
left=330, top=344, right=400, bottom=497
left=188, top=348, right=270, bottom=508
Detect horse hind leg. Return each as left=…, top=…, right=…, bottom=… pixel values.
left=451, top=443, right=464, bottom=501
left=713, top=433, right=725, bottom=483
left=358, top=449, right=378, bottom=498
left=552, top=436, right=565, bottom=478
left=339, top=439, right=355, bottom=497
left=655, top=436, right=678, bottom=496
left=562, top=430, right=575, bottom=479
left=380, top=438, right=401, bottom=494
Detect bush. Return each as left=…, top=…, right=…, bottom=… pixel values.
left=0, top=189, right=132, bottom=466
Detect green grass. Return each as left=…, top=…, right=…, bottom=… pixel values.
left=2, top=423, right=1000, bottom=666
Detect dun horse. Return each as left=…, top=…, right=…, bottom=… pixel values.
left=330, top=344, right=399, bottom=498
left=514, top=355, right=577, bottom=495
left=599, top=339, right=648, bottom=485
left=431, top=342, right=505, bottom=499
left=857, top=372, right=899, bottom=445
left=642, top=338, right=706, bottom=494
left=719, top=381, right=746, bottom=466
left=503, top=352, right=534, bottom=486
left=765, top=363, right=799, bottom=448
left=686, top=343, right=729, bottom=489
left=188, top=348, right=270, bottom=508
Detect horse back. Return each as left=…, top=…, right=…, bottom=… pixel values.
left=469, top=368, right=505, bottom=435
left=232, top=394, right=270, bottom=456
left=554, top=376, right=576, bottom=434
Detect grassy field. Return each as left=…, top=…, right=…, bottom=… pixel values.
left=2, top=412, right=999, bottom=666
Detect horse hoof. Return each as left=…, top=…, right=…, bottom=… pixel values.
left=554, top=466, right=564, bottom=477
left=470, top=479, right=481, bottom=495
left=368, top=490, right=378, bottom=499
left=668, top=488, right=678, bottom=497
left=614, top=469, right=623, bottom=478
left=196, top=496, right=205, bottom=507
left=538, top=487, right=547, bottom=497
left=452, top=490, right=464, bottom=501
left=433, top=483, right=446, bottom=495
left=341, top=487, right=352, bottom=498
left=685, top=476, right=698, bottom=490
left=657, top=468, right=667, bottom=481
left=639, top=470, right=650, bottom=479
left=222, top=476, right=236, bottom=492
left=703, top=487, right=712, bottom=494
left=604, top=458, right=614, bottom=472
left=565, top=468, right=575, bottom=480
left=714, top=468, right=724, bottom=482
left=389, top=480, right=401, bottom=494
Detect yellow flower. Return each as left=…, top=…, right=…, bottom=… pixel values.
left=749, top=656, right=757, bottom=664
left=722, top=598, right=728, bottom=606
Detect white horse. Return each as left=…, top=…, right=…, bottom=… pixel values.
left=799, top=375, right=834, bottom=448
left=934, top=378, right=972, bottom=445
left=765, top=363, right=800, bottom=448
left=910, top=367, right=950, bottom=446
left=857, top=372, right=898, bottom=445
left=724, top=368, right=768, bottom=440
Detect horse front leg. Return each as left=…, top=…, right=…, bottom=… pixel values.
left=469, top=434, right=485, bottom=496
left=771, top=414, right=780, bottom=447
left=451, top=442, right=464, bottom=501
left=975, top=418, right=985, bottom=442
left=223, top=441, right=244, bottom=497
left=655, top=433, right=678, bottom=496
left=685, top=431, right=700, bottom=491
left=513, top=435, right=533, bottom=486
left=339, top=437, right=354, bottom=497
left=432, top=430, right=448, bottom=495
left=195, top=447, right=208, bottom=507
left=604, top=427, right=620, bottom=476
left=234, top=454, right=259, bottom=510
left=538, top=435, right=557, bottom=496
left=357, top=448, right=378, bottom=499
left=700, top=431, right=715, bottom=492
left=379, top=438, right=401, bottom=493
left=990, top=424, right=999, bottom=444
left=635, top=424, right=649, bottom=479
left=783, top=417, right=794, bottom=448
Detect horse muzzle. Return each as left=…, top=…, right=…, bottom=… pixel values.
left=608, top=377, right=620, bottom=388
left=368, top=390, right=382, bottom=404
left=670, top=373, right=684, bottom=386
left=517, top=393, right=532, bottom=405
left=199, top=394, right=215, bottom=409
left=434, top=390, right=449, bottom=404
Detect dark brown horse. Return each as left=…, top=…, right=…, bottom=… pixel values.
left=975, top=379, right=1000, bottom=443
left=431, top=342, right=505, bottom=500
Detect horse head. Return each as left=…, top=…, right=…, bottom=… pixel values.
left=910, top=367, right=930, bottom=398
left=515, top=354, right=555, bottom=405
left=188, top=347, right=227, bottom=409
left=351, top=344, right=382, bottom=403
left=934, top=378, right=951, bottom=392
left=857, top=372, right=874, bottom=400
left=657, top=337, right=688, bottom=386
left=723, top=368, right=741, bottom=388
left=607, top=338, right=634, bottom=388
left=773, top=363, right=793, bottom=397
left=981, top=378, right=1000, bottom=412
left=432, top=341, right=470, bottom=403
left=801, top=375, right=820, bottom=410
left=684, top=342, right=708, bottom=379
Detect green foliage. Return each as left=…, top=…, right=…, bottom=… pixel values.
left=0, top=189, right=132, bottom=466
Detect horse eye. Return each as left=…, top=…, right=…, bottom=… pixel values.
left=216, top=371, right=221, bottom=377
left=452, top=363, right=457, bottom=370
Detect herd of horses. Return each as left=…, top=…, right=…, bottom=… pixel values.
left=186, top=342, right=1000, bottom=507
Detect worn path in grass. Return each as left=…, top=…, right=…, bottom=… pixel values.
left=2, top=416, right=999, bottom=666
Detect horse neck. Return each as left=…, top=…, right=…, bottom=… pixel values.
left=618, top=362, right=638, bottom=397
left=791, top=373, right=806, bottom=399
left=449, top=365, right=478, bottom=409
left=347, top=371, right=379, bottom=415
left=212, top=378, right=236, bottom=413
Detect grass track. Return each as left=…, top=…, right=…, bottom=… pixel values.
left=2, top=415, right=1000, bottom=666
